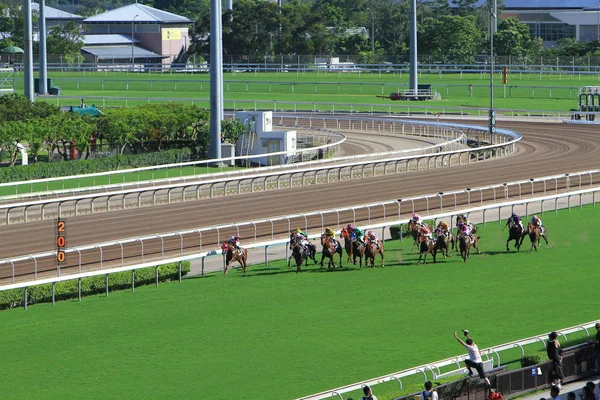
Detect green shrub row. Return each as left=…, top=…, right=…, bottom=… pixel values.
left=0, top=148, right=192, bottom=183
left=0, top=261, right=191, bottom=310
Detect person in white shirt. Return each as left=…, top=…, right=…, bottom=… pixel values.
left=454, top=331, right=491, bottom=387
left=421, top=381, right=438, bottom=400
left=361, top=385, right=378, bottom=400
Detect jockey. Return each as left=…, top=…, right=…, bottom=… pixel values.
left=437, top=221, right=450, bottom=235
left=458, top=222, right=474, bottom=241
left=324, top=227, right=337, bottom=248
left=295, top=228, right=308, bottom=240
left=229, top=235, right=240, bottom=250
left=364, top=230, right=380, bottom=248
left=530, top=215, right=542, bottom=227
left=506, top=212, right=523, bottom=230
left=419, top=224, right=432, bottom=241
left=347, top=224, right=365, bottom=244
left=411, top=213, right=423, bottom=224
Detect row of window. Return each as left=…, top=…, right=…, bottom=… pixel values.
left=526, top=23, right=576, bottom=42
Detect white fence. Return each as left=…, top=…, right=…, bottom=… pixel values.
left=0, top=118, right=520, bottom=224
left=1, top=174, right=598, bottom=290
left=296, top=320, right=600, bottom=400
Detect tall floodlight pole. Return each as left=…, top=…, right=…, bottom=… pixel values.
left=489, top=6, right=496, bottom=143
left=409, top=0, right=418, bottom=97
left=23, top=0, right=34, bottom=101
left=226, top=0, right=232, bottom=11
left=132, top=15, right=139, bottom=70
left=208, top=0, right=224, bottom=161
left=39, top=0, right=48, bottom=95
left=492, top=0, right=498, bottom=34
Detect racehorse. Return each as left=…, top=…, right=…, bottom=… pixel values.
left=290, top=239, right=308, bottom=273
left=433, top=228, right=454, bottom=259
left=506, top=223, right=525, bottom=252
left=527, top=223, right=548, bottom=253
left=287, top=233, right=316, bottom=267
left=364, top=239, right=384, bottom=268
left=340, top=227, right=353, bottom=264
left=417, top=235, right=436, bottom=264
left=408, top=219, right=432, bottom=251
left=221, top=242, right=248, bottom=275
left=458, top=233, right=480, bottom=262
left=456, top=215, right=477, bottom=236
left=320, top=234, right=343, bottom=269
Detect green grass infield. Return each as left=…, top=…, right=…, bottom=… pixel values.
left=1, top=205, right=597, bottom=400
left=19, top=70, right=600, bottom=112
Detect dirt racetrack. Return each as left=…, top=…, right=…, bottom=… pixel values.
left=0, top=120, right=598, bottom=283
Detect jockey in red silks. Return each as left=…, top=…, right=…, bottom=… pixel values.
left=419, top=224, right=432, bottom=242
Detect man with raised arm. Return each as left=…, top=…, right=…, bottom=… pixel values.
left=454, top=330, right=491, bottom=388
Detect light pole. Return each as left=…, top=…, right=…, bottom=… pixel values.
left=131, top=14, right=139, bottom=70
left=371, top=13, right=375, bottom=53
left=597, top=1, right=599, bottom=42
left=489, top=5, right=496, bottom=143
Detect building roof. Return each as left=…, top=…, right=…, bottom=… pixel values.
left=83, top=34, right=139, bottom=46
left=83, top=3, right=191, bottom=24
left=81, top=45, right=166, bottom=60
left=32, top=2, right=83, bottom=20
left=448, top=0, right=600, bottom=9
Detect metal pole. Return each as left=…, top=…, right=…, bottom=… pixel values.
left=39, top=0, right=48, bottom=94
left=409, top=0, right=418, bottom=97
left=489, top=6, right=496, bottom=144
left=132, top=15, right=139, bottom=70
left=209, top=0, right=223, bottom=162
left=227, top=0, right=233, bottom=11
left=492, top=0, right=498, bottom=34
left=23, top=0, right=34, bottom=101
left=597, top=2, right=599, bottom=42
left=371, top=13, right=375, bottom=53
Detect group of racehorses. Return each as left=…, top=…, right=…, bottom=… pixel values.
left=409, top=215, right=548, bottom=264
left=219, top=215, right=548, bottom=274
left=286, top=227, right=384, bottom=273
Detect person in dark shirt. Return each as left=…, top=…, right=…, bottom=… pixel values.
left=547, top=332, right=564, bottom=389
left=589, top=323, right=600, bottom=372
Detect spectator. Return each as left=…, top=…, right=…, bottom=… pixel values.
left=360, top=385, right=377, bottom=400
left=580, top=382, right=598, bottom=400
left=547, top=332, right=564, bottom=389
left=569, top=393, right=577, bottom=400
left=454, top=331, right=491, bottom=388
left=550, top=385, right=560, bottom=400
left=421, top=381, right=438, bottom=400
left=588, top=323, right=600, bottom=373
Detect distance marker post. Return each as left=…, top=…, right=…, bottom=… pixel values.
left=57, top=218, right=66, bottom=269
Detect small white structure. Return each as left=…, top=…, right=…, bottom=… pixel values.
left=234, top=111, right=297, bottom=166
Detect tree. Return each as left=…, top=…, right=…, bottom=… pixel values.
left=46, top=21, right=83, bottom=63
left=418, top=15, right=482, bottom=64
left=494, top=17, right=535, bottom=57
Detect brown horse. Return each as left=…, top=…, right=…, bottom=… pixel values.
left=221, top=242, right=248, bottom=275
left=408, top=219, right=432, bottom=251
left=527, top=223, right=548, bottom=253
left=340, top=227, right=353, bottom=264
left=433, top=229, right=454, bottom=259
left=458, top=233, right=480, bottom=262
left=417, top=235, right=436, bottom=264
left=352, top=239, right=366, bottom=267
left=364, top=239, right=384, bottom=268
left=320, top=234, right=343, bottom=269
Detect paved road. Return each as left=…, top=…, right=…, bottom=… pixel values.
left=1, top=120, right=598, bottom=284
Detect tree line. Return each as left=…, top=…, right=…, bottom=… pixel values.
left=0, top=95, right=247, bottom=166
left=35, top=0, right=600, bottom=64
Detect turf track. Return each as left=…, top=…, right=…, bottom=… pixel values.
left=1, top=205, right=597, bottom=400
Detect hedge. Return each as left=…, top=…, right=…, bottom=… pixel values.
left=0, top=261, right=190, bottom=310
left=0, top=148, right=192, bottom=183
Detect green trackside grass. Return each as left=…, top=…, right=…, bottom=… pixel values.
left=0, top=165, right=240, bottom=197
left=17, top=70, right=600, bottom=111
left=1, top=205, right=598, bottom=400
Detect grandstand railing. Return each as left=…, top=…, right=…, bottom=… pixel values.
left=1, top=180, right=598, bottom=293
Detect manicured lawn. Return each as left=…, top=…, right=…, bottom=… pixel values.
left=1, top=205, right=597, bottom=400
left=15, top=71, right=600, bottom=111
left=0, top=165, right=240, bottom=197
